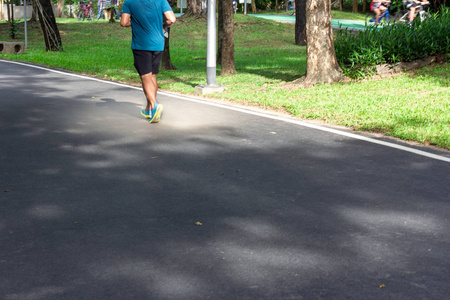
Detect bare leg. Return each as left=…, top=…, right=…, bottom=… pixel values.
left=141, top=73, right=158, bottom=111
left=374, top=8, right=381, bottom=24
left=409, top=7, right=416, bottom=22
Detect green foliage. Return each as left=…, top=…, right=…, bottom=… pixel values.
left=387, top=0, right=406, bottom=15
left=335, top=6, right=450, bottom=79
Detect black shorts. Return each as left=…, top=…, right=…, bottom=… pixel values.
left=132, top=50, right=163, bottom=76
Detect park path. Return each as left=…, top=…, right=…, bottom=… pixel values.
left=1, top=59, right=450, bottom=299
left=249, top=14, right=367, bottom=30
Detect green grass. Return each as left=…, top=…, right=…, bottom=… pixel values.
left=1, top=15, right=449, bottom=149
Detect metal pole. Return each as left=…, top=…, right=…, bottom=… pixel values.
left=206, top=0, right=217, bottom=86
left=244, top=0, right=247, bottom=15
left=24, top=1, right=27, bottom=48
left=180, top=0, right=183, bottom=14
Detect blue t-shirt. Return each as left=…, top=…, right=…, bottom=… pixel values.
left=122, top=0, right=172, bottom=51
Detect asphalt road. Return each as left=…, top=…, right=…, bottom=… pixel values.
left=1, top=59, right=449, bottom=300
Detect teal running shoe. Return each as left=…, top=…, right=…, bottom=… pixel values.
left=149, top=103, right=163, bottom=123
left=141, top=109, right=150, bottom=119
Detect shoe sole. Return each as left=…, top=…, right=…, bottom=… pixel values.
left=149, top=104, right=163, bottom=123
left=141, top=110, right=150, bottom=119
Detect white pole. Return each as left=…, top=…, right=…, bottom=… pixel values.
left=180, top=0, right=183, bottom=14
left=244, top=0, right=247, bottom=15
left=206, top=0, right=217, bottom=86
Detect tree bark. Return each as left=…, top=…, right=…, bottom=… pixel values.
left=106, top=7, right=115, bottom=22
left=295, top=0, right=306, bottom=46
left=30, top=0, right=38, bottom=23
left=36, top=0, right=63, bottom=51
left=183, top=0, right=206, bottom=18
left=6, top=0, right=11, bottom=22
left=220, top=0, right=235, bottom=75
left=251, top=0, right=257, bottom=13
left=161, top=27, right=176, bottom=70
left=217, top=0, right=223, bottom=65
left=56, top=0, right=64, bottom=17
left=6, top=0, right=15, bottom=39
left=0, top=0, right=4, bottom=21
left=352, top=0, right=358, bottom=13
left=298, top=0, right=345, bottom=85
left=161, top=10, right=176, bottom=71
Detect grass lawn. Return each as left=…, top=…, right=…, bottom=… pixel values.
left=1, top=15, right=449, bottom=150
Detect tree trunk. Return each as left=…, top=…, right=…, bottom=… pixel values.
left=220, top=0, right=235, bottom=75
left=0, top=0, right=4, bottom=21
left=36, top=0, right=63, bottom=51
left=251, top=0, right=257, bottom=13
left=298, top=0, right=345, bottom=85
left=295, top=0, right=306, bottom=45
left=6, top=0, right=15, bottom=39
left=161, top=12, right=176, bottom=70
left=106, top=7, right=115, bottom=22
left=56, top=0, right=64, bottom=17
left=339, top=0, right=342, bottom=11
left=217, top=0, right=223, bottom=65
left=352, top=0, right=358, bottom=13
left=6, top=0, right=11, bottom=21
left=362, top=0, right=366, bottom=13
left=184, top=0, right=206, bottom=18
left=30, top=0, right=38, bottom=23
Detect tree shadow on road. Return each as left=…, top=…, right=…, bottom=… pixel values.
left=2, top=68, right=450, bottom=299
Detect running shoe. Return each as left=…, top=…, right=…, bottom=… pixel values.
left=149, top=103, right=163, bottom=123
left=141, top=109, right=150, bottom=119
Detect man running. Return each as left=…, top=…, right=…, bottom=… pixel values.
left=120, top=0, right=176, bottom=123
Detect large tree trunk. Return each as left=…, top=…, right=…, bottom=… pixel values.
left=297, top=0, right=345, bottom=85
left=36, top=0, right=63, bottom=51
left=295, top=0, right=306, bottom=45
left=251, top=0, right=257, bottom=13
left=220, top=0, right=235, bottom=75
left=183, top=0, right=206, bottom=18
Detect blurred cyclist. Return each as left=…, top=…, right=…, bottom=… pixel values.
left=406, top=0, right=429, bottom=25
left=370, top=0, right=390, bottom=25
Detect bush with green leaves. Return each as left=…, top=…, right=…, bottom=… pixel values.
left=334, top=6, right=450, bottom=79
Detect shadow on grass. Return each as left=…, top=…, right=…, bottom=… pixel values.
left=161, top=69, right=200, bottom=88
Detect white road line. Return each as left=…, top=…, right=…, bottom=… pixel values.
left=2, top=59, right=449, bottom=163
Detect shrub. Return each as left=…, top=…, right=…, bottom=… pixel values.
left=334, top=6, right=450, bottom=79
